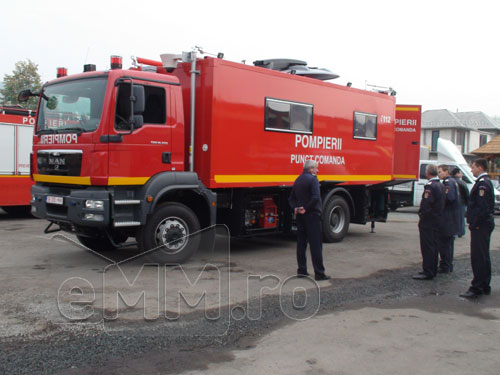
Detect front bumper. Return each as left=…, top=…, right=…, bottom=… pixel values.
left=31, top=184, right=111, bottom=227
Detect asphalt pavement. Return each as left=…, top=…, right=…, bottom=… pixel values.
left=0, top=207, right=499, bottom=374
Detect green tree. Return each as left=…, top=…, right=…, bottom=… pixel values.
left=1, top=59, right=42, bottom=110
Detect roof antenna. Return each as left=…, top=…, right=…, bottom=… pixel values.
left=84, top=47, right=90, bottom=64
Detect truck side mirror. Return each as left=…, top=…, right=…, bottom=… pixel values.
left=133, top=115, right=143, bottom=129
left=18, top=89, right=33, bottom=102
left=133, top=85, right=145, bottom=114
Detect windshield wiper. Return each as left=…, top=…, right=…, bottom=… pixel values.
left=37, top=128, right=57, bottom=135
left=56, top=127, right=83, bottom=135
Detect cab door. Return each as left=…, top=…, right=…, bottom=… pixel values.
left=108, top=79, right=172, bottom=186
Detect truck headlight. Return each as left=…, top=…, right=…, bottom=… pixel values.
left=85, top=200, right=104, bottom=210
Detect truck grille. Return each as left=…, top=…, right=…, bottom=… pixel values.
left=37, top=150, right=82, bottom=176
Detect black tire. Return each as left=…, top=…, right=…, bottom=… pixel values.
left=76, top=235, right=116, bottom=252
left=2, top=205, right=32, bottom=217
left=138, top=203, right=200, bottom=264
left=389, top=203, right=399, bottom=212
left=322, top=195, right=350, bottom=242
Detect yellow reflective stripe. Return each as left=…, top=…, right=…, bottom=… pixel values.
left=214, top=175, right=392, bottom=183
left=393, top=174, right=417, bottom=179
left=33, top=174, right=91, bottom=185
left=215, top=175, right=298, bottom=183
left=395, top=106, right=420, bottom=111
left=319, top=175, right=391, bottom=182
left=107, top=177, right=150, bottom=185
left=0, top=175, right=31, bottom=178
left=33, top=175, right=150, bottom=185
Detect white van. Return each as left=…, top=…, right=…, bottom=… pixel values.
left=390, top=139, right=500, bottom=210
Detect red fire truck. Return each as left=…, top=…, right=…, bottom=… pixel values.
left=21, top=51, right=420, bottom=263
left=0, top=106, right=35, bottom=215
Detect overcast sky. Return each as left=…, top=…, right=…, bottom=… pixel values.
left=1, top=0, right=499, bottom=116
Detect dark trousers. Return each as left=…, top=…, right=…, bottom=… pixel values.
left=438, top=235, right=455, bottom=272
left=419, top=223, right=439, bottom=277
left=470, top=222, right=494, bottom=293
left=296, top=213, right=325, bottom=276
left=459, top=205, right=466, bottom=237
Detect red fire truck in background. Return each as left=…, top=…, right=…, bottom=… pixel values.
left=0, top=106, right=35, bottom=215
left=22, top=50, right=420, bottom=263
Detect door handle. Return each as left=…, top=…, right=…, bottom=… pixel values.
left=162, top=152, right=171, bottom=164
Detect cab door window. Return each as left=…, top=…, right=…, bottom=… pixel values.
left=115, top=83, right=166, bottom=130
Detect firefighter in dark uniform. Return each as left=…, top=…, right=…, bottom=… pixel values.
left=451, top=167, right=469, bottom=237
left=288, top=160, right=330, bottom=281
left=460, top=158, right=495, bottom=298
left=437, top=164, right=461, bottom=273
left=413, top=164, right=445, bottom=280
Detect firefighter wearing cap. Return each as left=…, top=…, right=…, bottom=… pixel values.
left=413, top=164, right=445, bottom=280
left=460, top=158, right=495, bottom=298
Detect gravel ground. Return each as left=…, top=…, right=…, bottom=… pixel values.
left=1, top=251, right=499, bottom=375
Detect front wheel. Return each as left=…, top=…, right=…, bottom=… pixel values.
left=138, top=203, right=200, bottom=264
left=322, top=195, right=350, bottom=242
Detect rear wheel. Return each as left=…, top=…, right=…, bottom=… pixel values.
left=138, top=203, right=200, bottom=264
left=322, top=195, right=350, bottom=242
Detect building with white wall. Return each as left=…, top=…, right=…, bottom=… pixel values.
left=421, top=109, right=500, bottom=163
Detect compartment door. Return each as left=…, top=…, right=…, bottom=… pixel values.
left=394, top=105, right=421, bottom=180
left=0, top=124, right=15, bottom=174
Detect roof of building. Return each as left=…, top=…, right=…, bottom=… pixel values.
left=455, top=111, right=500, bottom=131
left=471, top=135, right=500, bottom=155
left=422, top=109, right=500, bottom=131
left=422, top=109, right=468, bottom=129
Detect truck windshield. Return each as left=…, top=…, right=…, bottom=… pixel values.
left=37, top=77, right=107, bottom=134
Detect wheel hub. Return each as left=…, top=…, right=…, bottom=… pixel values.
left=155, top=218, right=188, bottom=252
left=329, top=206, right=345, bottom=234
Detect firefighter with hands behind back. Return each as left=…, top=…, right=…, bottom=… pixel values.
left=460, top=158, right=495, bottom=299
left=413, top=164, right=445, bottom=280
left=289, top=160, right=330, bottom=281
left=437, top=164, right=461, bottom=273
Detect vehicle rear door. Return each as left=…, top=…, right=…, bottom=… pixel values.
left=394, top=105, right=421, bottom=180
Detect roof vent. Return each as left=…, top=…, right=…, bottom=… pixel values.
left=253, top=58, right=339, bottom=81
left=254, top=59, right=307, bottom=71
